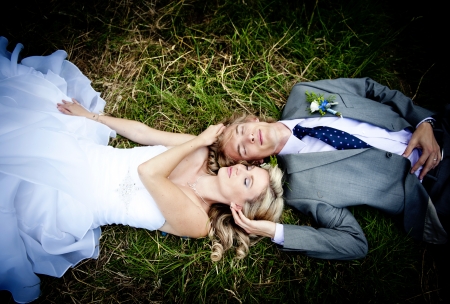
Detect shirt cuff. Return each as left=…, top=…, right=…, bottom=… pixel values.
left=416, top=117, right=434, bottom=129
left=271, top=223, right=284, bottom=245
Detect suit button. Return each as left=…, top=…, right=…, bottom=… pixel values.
left=386, top=152, right=392, bottom=158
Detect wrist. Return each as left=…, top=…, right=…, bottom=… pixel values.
left=260, top=221, right=276, bottom=238
left=87, top=113, right=100, bottom=122
left=422, top=119, right=435, bottom=129
left=193, top=136, right=210, bottom=147
left=417, top=118, right=435, bottom=130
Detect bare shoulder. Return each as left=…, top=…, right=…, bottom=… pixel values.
left=159, top=201, right=210, bottom=238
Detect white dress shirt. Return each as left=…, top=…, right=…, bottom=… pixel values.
left=272, top=117, right=430, bottom=245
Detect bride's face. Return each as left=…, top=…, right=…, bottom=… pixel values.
left=217, top=164, right=269, bottom=205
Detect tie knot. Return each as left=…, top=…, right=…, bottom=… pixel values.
left=293, top=125, right=311, bottom=139
left=292, top=124, right=372, bottom=150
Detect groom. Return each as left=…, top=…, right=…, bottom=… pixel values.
left=221, top=77, right=449, bottom=260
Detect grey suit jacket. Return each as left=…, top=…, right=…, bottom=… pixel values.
left=277, top=77, right=435, bottom=260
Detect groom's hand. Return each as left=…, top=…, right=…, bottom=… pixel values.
left=403, top=121, right=441, bottom=180
left=230, top=203, right=276, bottom=238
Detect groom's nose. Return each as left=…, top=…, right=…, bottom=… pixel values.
left=247, top=132, right=255, bottom=143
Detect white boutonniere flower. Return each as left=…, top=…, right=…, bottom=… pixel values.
left=310, top=100, right=320, bottom=113
left=306, top=91, right=342, bottom=118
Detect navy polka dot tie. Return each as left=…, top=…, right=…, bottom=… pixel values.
left=293, top=125, right=372, bottom=150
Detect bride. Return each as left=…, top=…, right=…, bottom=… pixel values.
left=0, top=37, right=284, bottom=303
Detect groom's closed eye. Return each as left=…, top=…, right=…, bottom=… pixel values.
left=235, top=126, right=242, bottom=157
left=237, top=126, right=247, bottom=157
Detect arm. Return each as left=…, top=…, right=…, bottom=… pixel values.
left=363, top=77, right=432, bottom=125
left=281, top=204, right=368, bottom=260
left=287, top=77, right=434, bottom=125
left=231, top=202, right=368, bottom=260
left=358, top=78, right=441, bottom=178
left=57, top=99, right=195, bottom=146
left=322, top=77, right=434, bottom=125
left=291, top=78, right=440, bottom=179
left=138, top=124, right=225, bottom=238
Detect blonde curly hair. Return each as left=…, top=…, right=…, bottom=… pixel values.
left=206, top=163, right=284, bottom=261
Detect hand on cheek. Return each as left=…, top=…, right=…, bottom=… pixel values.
left=230, top=202, right=242, bottom=211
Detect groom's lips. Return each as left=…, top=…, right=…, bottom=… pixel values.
left=259, top=129, right=263, bottom=145
left=228, top=167, right=232, bottom=178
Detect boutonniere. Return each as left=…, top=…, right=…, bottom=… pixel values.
left=305, top=91, right=342, bottom=118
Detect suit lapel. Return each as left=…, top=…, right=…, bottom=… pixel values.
left=281, top=82, right=412, bottom=132
left=277, top=149, right=368, bottom=174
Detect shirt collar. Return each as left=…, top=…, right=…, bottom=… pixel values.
left=278, top=119, right=307, bottom=155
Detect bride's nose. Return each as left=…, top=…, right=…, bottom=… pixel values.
left=234, top=164, right=246, bottom=175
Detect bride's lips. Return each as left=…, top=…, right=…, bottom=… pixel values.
left=259, top=129, right=263, bottom=145
left=228, top=167, right=232, bottom=178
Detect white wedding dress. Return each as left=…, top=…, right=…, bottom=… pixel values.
left=0, top=37, right=166, bottom=303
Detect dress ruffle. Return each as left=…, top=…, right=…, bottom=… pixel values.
left=0, top=37, right=115, bottom=303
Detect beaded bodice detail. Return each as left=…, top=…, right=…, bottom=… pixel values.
left=81, top=142, right=167, bottom=230
left=116, top=171, right=141, bottom=215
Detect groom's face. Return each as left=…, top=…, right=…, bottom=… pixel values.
left=222, top=121, right=280, bottom=162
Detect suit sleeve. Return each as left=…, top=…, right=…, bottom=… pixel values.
left=326, top=77, right=434, bottom=127
left=280, top=202, right=368, bottom=260
left=364, top=77, right=434, bottom=126
left=283, top=77, right=434, bottom=129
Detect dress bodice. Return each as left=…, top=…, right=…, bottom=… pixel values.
left=81, top=142, right=167, bottom=230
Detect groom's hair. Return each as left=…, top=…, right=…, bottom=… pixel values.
left=212, top=112, right=276, bottom=167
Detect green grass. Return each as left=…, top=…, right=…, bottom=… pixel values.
left=1, top=0, right=446, bottom=303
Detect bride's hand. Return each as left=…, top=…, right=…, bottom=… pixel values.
left=196, top=124, right=225, bottom=146
left=230, top=202, right=276, bottom=238
left=57, top=99, right=90, bottom=117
